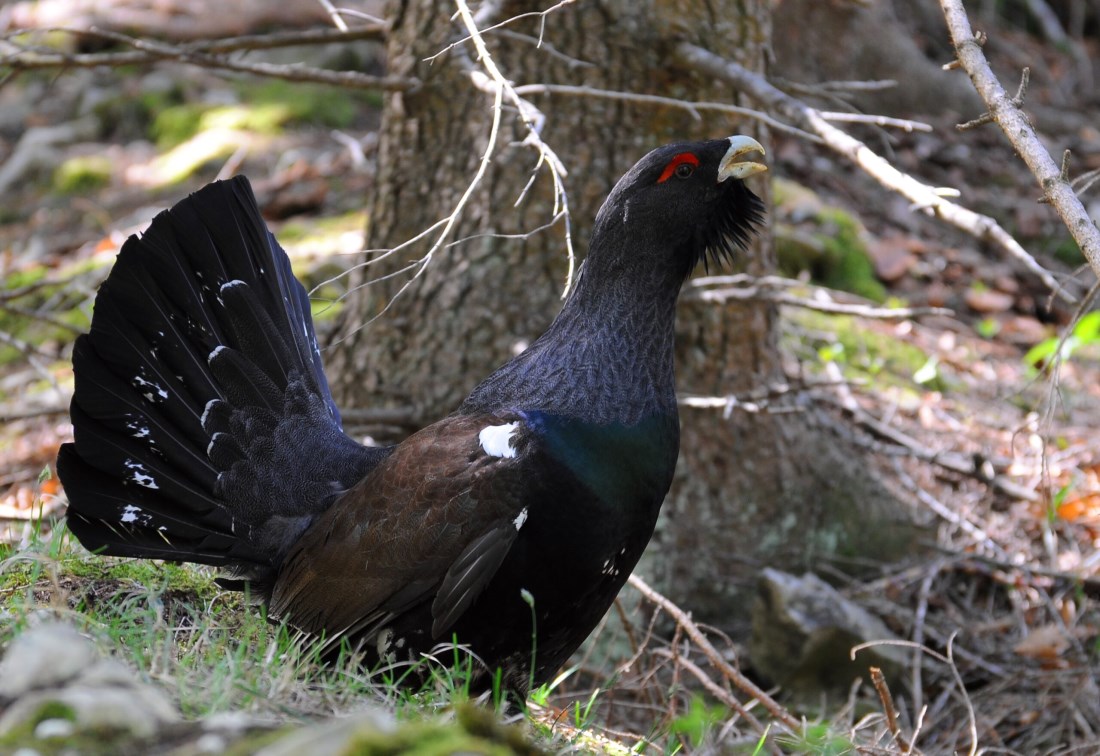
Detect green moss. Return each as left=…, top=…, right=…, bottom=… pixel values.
left=150, top=103, right=207, bottom=147
left=278, top=211, right=367, bottom=245
left=31, top=700, right=78, bottom=725
left=773, top=179, right=886, bottom=302
left=0, top=699, right=139, bottom=756
left=248, top=80, right=366, bottom=129
left=815, top=208, right=886, bottom=301
left=63, top=558, right=219, bottom=595
left=151, top=103, right=290, bottom=148
left=2, top=265, right=49, bottom=291
left=787, top=309, right=947, bottom=392
left=53, top=156, right=112, bottom=194
left=343, top=704, right=543, bottom=756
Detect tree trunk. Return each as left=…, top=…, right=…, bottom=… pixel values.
left=328, top=0, right=922, bottom=633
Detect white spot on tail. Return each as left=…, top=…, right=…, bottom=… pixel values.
left=208, top=345, right=227, bottom=363
left=123, top=459, right=158, bottom=489
left=132, top=375, right=168, bottom=402
left=478, top=422, right=519, bottom=459
left=121, top=505, right=141, bottom=523
left=222, top=280, right=246, bottom=292
left=125, top=417, right=152, bottom=441
left=513, top=507, right=528, bottom=531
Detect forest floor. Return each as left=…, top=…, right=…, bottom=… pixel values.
left=1, top=6, right=1099, bottom=755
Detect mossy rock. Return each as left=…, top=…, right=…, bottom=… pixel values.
left=773, top=178, right=886, bottom=302
left=53, top=156, right=112, bottom=194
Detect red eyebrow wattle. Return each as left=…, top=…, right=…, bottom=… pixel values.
left=657, top=152, right=700, bottom=183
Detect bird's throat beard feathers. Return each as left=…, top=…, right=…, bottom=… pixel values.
left=692, top=181, right=766, bottom=275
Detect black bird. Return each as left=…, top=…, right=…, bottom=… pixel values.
left=57, top=135, right=766, bottom=697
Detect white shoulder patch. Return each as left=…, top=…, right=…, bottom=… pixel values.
left=478, top=422, right=520, bottom=459
left=512, top=507, right=528, bottom=531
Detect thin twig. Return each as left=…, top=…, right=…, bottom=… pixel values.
left=452, top=0, right=577, bottom=297
left=940, top=1, right=1100, bottom=283
left=870, top=666, right=912, bottom=753
left=817, top=111, right=933, bottom=133
left=690, top=274, right=952, bottom=320
left=822, top=388, right=1038, bottom=502
left=314, top=0, right=349, bottom=32
left=626, top=574, right=801, bottom=733
left=1, top=26, right=413, bottom=91
left=513, top=83, right=819, bottom=142
left=424, top=0, right=579, bottom=62
left=651, top=648, right=780, bottom=755
left=852, top=636, right=978, bottom=756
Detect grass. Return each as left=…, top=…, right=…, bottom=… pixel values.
left=0, top=512, right=565, bottom=752
left=2, top=511, right=857, bottom=754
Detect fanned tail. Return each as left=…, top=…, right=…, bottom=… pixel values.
left=58, top=177, right=388, bottom=588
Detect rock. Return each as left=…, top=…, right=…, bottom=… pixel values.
left=255, top=710, right=397, bottom=756
left=750, top=569, right=906, bottom=700
left=0, top=622, right=179, bottom=741
left=0, top=623, right=97, bottom=698
left=0, top=686, right=177, bottom=739
left=33, top=718, right=74, bottom=739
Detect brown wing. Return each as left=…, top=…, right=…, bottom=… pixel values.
left=267, top=413, right=530, bottom=645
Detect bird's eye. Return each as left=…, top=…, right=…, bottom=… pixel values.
left=658, top=152, right=701, bottom=183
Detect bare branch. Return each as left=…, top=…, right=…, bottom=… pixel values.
left=689, top=273, right=952, bottom=320
left=314, top=0, right=349, bottom=32
left=869, top=666, right=912, bottom=753
left=513, top=83, right=820, bottom=142
left=650, top=648, right=777, bottom=750
left=816, top=111, right=932, bottom=133
left=939, top=0, right=1100, bottom=284
left=627, top=573, right=802, bottom=734
left=673, top=41, right=1073, bottom=303
left=424, top=0, right=579, bottom=63
left=452, top=0, right=577, bottom=297
left=0, top=25, right=412, bottom=91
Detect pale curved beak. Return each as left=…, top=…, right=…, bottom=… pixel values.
left=718, top=135, right=767, bottom=182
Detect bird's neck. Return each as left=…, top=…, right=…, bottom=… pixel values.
left=461, top=234, right=687, bottom=424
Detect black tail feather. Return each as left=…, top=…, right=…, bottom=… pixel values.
left=60, top=177, right=388, bottom=586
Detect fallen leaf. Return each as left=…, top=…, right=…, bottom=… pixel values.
left=1014, top=624, right=1070, bottom=661
left=964, top=288, right=1014, bottom=314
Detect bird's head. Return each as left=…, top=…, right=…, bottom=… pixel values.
left=593, top=135, right=767, bottom=279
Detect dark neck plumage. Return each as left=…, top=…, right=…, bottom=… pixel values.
left=460, top=226, right=689, bottom=425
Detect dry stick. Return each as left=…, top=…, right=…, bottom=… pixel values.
left=314, top=0, right=349, bottom=32
left=870, top=666, right=913, bottom=754
left=651, top=649, right=782, bottom=756
left=0, top=26, right=413, bottom=91
left=452, top=0, right=577, bottom=296
left=939, top=1, right=1100, bottom=282
left=852, top=636, right=978, bottom=756
left=513, top=82, right=818, bottom=141
left=672, top=42, right=1072, bottom=303
left=911, top=559, right=946, bottom=723
left=1, top=24, right=386, bottom=59
left=816, top=111, right=933, bottom=133
left=626, top=574, right=802, bottom=733
left=823, top=388, right=1038, bottom=503
left=690, top=276, right=953, bottom=320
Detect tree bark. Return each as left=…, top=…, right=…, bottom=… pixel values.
left=328, top=0, right=922, bottom=633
